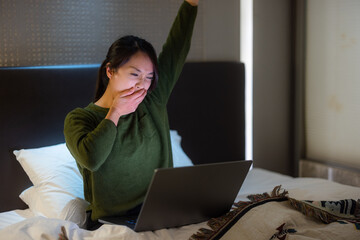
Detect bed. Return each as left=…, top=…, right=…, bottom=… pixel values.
left=0, top=62, right=359, bottom=240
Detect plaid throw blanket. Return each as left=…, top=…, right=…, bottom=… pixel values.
left=190, top=186, right=360, bottom=240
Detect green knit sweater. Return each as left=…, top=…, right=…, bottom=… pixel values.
left=64, top=1, right=197, bottom=221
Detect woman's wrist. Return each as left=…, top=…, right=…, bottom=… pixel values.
left=105, top=108, right=122, bottom=126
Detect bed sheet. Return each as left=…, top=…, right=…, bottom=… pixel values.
left=0, top=209, right=35, bottom=230
left=0, top=168, right=359, bottom=240
left=237, top=168, right=360, bottom=200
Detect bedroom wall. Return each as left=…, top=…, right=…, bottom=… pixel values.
left=0, top=0, right=239, bottom=66
left=252, top=0, right=294, bottom=176
left=300, top=0, right=360, bottom=187
left=305, top=0, right=360, bottom=168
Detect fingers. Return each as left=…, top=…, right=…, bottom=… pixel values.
left=130, top=89, right=147, bottom=111
left=123, top=88, right=147, bottom=102
left=118, top=87, right=146, bottom=100
left=110, top=88, right=147, bottom=117
left=185, top=0, right=199, bottom=6
left=118, top=87, right=136, bottom=97
left=134, top=88, right=147, bottom=101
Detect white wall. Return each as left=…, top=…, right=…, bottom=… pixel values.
left=306, top=0, right=360, bottom=168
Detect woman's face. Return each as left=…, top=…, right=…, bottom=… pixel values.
left=107, top=51, right=154, bottom=94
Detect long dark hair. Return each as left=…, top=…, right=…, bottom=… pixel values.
left=94, top=35, right=159, bottom=101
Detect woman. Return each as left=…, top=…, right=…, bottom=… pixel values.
left=64, top=0, right=199, bottom=230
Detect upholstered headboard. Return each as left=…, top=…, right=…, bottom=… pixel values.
left=0, top=61, right=245, bottom=212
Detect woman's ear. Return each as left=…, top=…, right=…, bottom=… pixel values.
left=106, top=63, right=113, bottom=79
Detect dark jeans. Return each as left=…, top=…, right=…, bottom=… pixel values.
left=85, top=211, right=103, bottom=231
left=85, top=204, right=143, bottom=231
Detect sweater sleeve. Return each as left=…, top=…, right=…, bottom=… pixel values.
left=151, top=1, right=197, bottom=103
left=64, top=108, right=117, bottom=172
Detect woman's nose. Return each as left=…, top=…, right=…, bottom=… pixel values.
left=135, top=79, right=145, bottom=89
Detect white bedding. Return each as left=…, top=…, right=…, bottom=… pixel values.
left=1, top=168, right=359, bottom=240
left=239, top=168, right=360, bottom=201
left=0, top=209, right=35, bottom=230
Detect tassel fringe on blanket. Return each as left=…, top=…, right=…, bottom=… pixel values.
left=190, top=185, right=289, bottom=240
left=58, top=226, right=69, bottom=240
left=190, top=185, right=360, bottom=240
left=288, top=198, right=360, bottom=225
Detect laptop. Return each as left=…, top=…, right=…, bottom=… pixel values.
left=99, top=160, right=252, bottom=232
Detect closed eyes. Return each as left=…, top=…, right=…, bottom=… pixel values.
left=130, top=73, right=153, bottom=80
left=129, top=66, right=153, bottom=76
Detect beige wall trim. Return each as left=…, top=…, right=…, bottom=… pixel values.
left=299, top=159, right=360, bottom=187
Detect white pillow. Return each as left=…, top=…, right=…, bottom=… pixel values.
left=14, top=130, right=192, bottom=226
left=170, top=130, right=194, bottom=167
left=19, top=186, right=88, bottom=227
left=13, top=143, right=82, bottom=187
left=14, top=143, right=87, bottom=226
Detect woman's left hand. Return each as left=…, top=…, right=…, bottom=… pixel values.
left=185, top=0, right=199, bottom=6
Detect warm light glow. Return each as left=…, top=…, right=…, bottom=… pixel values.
left=240, top=0, right=253, bottom=162
left=1, top=64, right=101, bottom=70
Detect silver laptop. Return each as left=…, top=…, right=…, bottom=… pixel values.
left=99, top=160, right=252, bottom=232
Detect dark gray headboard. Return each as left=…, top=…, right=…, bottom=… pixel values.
left=0, top=61, right=245, bottom=212
left=167, top=62, right=245, bottom=164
